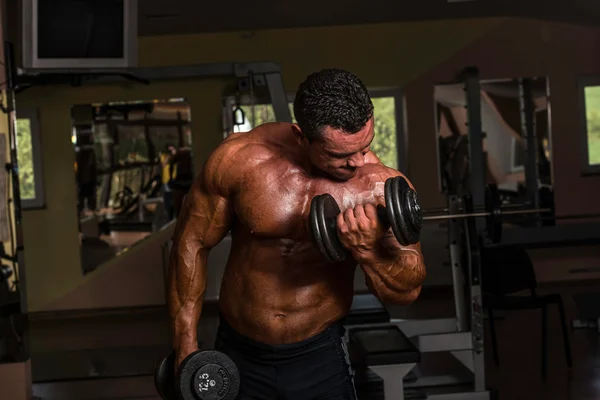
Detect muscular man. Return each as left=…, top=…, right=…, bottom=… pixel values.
left=168, top=68, right=426, bottom=399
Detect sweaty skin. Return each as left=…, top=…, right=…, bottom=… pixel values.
left=168, top=120, right=426, bottom=368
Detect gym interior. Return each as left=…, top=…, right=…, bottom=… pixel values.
left=1, top=1, right=600, bottom=399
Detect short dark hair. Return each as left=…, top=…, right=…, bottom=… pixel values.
left=293, top=68, right=374, bottom=141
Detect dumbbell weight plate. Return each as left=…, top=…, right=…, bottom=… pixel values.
left=154, top=353, right=177, bottom=400
left=309, top=194, right=348, bottom=262
left=177, top=350, right=240, bottom=400
left=385, top=176, right=422, bottom=245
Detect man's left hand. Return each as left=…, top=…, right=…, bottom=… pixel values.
left=336, top=204, right=389, bottom=257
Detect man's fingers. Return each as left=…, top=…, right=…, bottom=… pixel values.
left=354, top=204, right=367, bottom=220
left=337, top=213, right=347, bottom=233
left=344, top=208, right=357, bottom=231
left=364, top=204, right=378, bottom=222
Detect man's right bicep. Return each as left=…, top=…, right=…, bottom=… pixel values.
left=173, top=138, right=243, bottom=250
left=174, top=175, right=234, bottom=251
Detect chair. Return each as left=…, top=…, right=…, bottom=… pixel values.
left=481, top=247, right=572, bottom=379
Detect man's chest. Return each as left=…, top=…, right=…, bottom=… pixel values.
left=233, top=168, right=386, bottom=239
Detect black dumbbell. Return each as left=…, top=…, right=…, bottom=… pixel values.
left=154, top=350, right=240, bottom=400
left=308, top=176, right=423, bottom=262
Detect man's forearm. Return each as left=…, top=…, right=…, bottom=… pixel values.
left=168, top=250, right=207, bottom=355
left=356, top=234, right=426, bottom=304
left=171, top=297, right=203, bottom=352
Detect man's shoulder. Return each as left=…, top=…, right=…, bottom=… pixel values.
left=205, top=127, right=290, bottom=181
left=364, top=152, right=402, bottom=177
left=360, top=152, right=413, bottom=187
left=213, top=131, right=281, bottom=167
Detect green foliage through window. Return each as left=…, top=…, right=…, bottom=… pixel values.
left=371, top=97, right=397, bottom=169
left=16, top=118, right=35, bottom=200
left=584, top=86, right=600, bottom=166
left=232, top=96, right=399, bottom=169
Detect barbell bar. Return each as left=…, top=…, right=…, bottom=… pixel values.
left=422, top=203, right=532, bottom=214
left=540, top=213, right=600, bottom=221
left=424, top=207, right=551, bottom=221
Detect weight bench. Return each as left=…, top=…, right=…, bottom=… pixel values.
left=345, top=293, right=390, bottom=326
left=349, top=325, right=421, bottom=400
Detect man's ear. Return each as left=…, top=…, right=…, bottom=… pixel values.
left=292, top=124, right=306, bottom=143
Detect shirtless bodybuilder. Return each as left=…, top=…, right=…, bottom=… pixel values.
left=168, top=68, right=427, bottom=399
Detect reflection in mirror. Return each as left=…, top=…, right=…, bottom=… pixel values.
left=71, top=99, right=193, bottom=274
left=434, top=77, right=552, bottom=214
left=1, top=113, right=28, bottom=369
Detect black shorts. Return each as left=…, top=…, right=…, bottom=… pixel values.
left=214, top=315, right=357, bottom=400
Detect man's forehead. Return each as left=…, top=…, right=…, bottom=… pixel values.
left=321, top=119, right=374, bottom=150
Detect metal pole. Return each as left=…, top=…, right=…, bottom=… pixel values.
left=462, top=68, right=486, bottom=234
left=462, top=195, right=486, bottom=392
left=448, top=196, right=468, bottom=332
left=519, top=78, right=540, bottom=224
left=21, top=61, right=286, bottom=84
left=462, top=69, right=487, bottom=391
left=265, top=72, right=292, bottom=123
left=394, top=90, right=408, bottom=174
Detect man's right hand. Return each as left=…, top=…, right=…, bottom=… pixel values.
left=175, top=344, right=199, bottom=375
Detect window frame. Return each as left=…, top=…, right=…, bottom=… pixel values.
left=578, top=75, right=600, bottom=175
left=221, top=88, right=406, bottom=172
left=16, top=108, right=46, bottom=209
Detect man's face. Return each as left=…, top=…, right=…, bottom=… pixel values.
left=307, top=118, right=375, bottom=181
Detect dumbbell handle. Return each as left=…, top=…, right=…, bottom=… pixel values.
left=310, top=176, right=421, bottom=263
left=326, top=205, right=390, bottom=228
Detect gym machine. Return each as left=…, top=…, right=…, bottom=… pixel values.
left=220, top=67, right=293, bottom=137
left=401, top=67, right=491, bottom=399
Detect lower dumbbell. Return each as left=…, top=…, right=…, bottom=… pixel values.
left=155, top=352, right=177, bottom=400
left=309, top=176, right=423, bottom=262
left=154, top=350, right=240, bottom=400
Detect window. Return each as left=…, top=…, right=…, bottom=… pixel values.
left=370, top=94, right=399, bottom=169
left=580, top=78, right=600, bottom=173
left=222, top=89, right=405, bottom=171
left=15, top=108, right=45, bottom=209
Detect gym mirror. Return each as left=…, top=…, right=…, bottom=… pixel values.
left=71, top=99, right=193, bottom=274
left=434, top=77, right=552, bottom=219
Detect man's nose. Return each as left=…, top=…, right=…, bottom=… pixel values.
left=347, top=153, right=365, bottom=168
